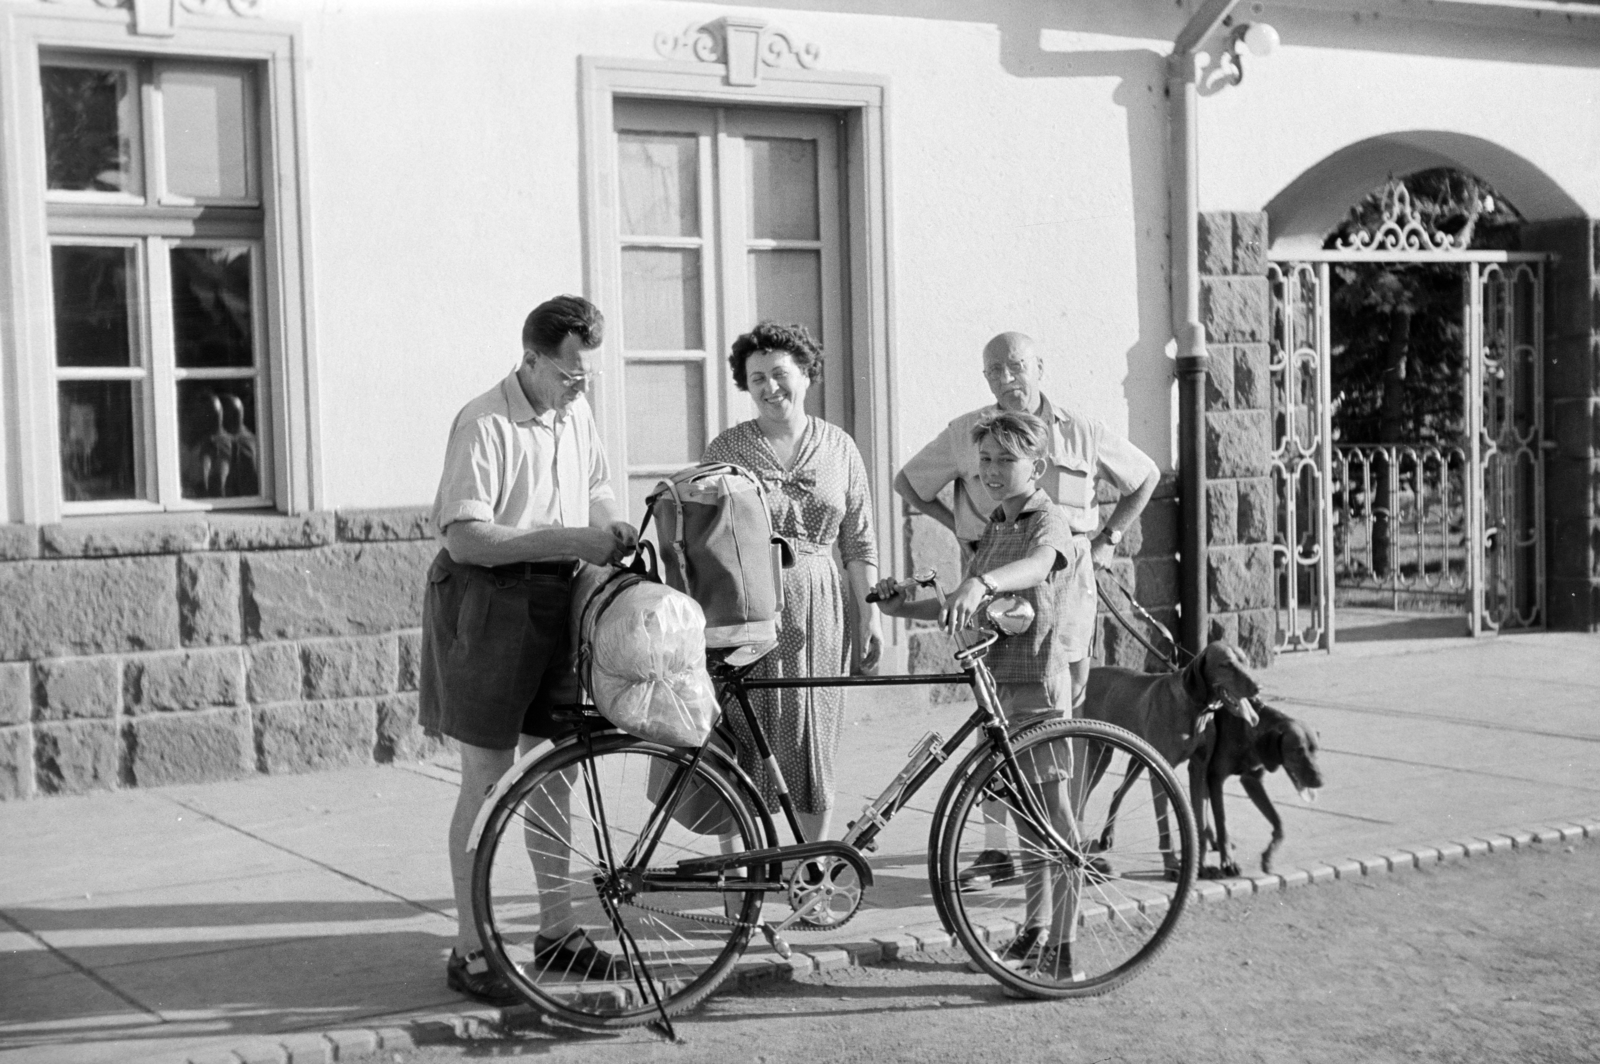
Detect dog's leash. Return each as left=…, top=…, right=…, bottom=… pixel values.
left=1094, top=574, right=1192, bottom=674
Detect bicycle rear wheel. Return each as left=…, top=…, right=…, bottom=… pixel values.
left=937, top=718, right=1196, bottom=998
left=472, top=734, right=771, bottom=1027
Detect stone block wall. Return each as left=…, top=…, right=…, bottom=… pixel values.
left=0, top=508, right=443, bottom=800
left=902, top=473, right=1183, bottom=700
left=1524, top=218, right=1600, bottom=631
left=1199, top=211, right=1276, bottom=666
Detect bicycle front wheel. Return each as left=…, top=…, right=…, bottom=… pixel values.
left=936, top=718, right=1197, bottom=998
left=472, top=734, right=771, bottom=1027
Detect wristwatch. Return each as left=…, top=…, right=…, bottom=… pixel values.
left=977, top=573, right=1000, bottom=596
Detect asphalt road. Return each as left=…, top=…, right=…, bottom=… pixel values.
left=391, top=839, right=1600, bottom=1064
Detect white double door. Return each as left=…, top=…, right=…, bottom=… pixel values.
left=607, top=100, right=848, bottom=520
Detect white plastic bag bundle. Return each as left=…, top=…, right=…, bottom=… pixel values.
left=583, top=579, right=720, bottom=747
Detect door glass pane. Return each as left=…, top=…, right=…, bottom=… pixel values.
left=172, top=246, right=254, bottom=368
left=749, top=249, right=822, bottom=340
left=59, top=380, right=140, bottom=502
left=622, top=248, right=703, bottom=350
left=52, top=245, right=137, bottom=368
left=618, top=133, right=699, bottom=237
left=161, top=66, right=253, bottom=200
left=178, top=378, right=260, bottom=499
left=746, top=137, right=818, bottom=240
left=41, top=64, right=140, bottom=195
left=625, top=361, right=705, bottom=466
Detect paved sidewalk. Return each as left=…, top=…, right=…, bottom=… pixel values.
left=2, top=626, right=1598, bottom=1064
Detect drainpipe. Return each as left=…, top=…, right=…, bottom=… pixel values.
left=1168, top=0, right=1239, bottom=655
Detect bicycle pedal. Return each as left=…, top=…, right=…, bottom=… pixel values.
left=760, top=923, right=792, bottom=959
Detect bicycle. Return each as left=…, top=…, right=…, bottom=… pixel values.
left=468, top=568, right=1198, bottom=1033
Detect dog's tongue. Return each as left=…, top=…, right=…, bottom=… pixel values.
left=1297, top=787, right=1319, bottom=804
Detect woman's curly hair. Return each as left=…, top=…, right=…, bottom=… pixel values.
left=728, top=321, right=824, bottom=392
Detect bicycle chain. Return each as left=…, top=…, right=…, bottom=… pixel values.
left=614, top=868, right=858, bottom=932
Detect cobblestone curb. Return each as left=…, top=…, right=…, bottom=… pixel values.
left=135, top=815, right=1600, bottom=1064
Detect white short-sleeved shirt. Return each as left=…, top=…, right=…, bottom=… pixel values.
left=430, top=369, right=615, bottom=538
left=899, top=393, right=1158, bottom=544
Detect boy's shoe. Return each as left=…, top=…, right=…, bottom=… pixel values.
left=446, top=949, right=522, bottom=1006
left=530, top=929, right=625, bottom=980
left=967, top=924, right=1044, bottom=972
left=957, top=849, right=1018, bottom=891
left=1025, top=943, right=1085, bottom=983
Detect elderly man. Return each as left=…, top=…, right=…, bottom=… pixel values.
left=893, top=330, right=1159, bottom=887
left=420, top=295, right=638, bottom=1003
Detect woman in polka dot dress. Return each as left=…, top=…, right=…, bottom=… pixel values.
left=703, top=322, right=882, bottom=842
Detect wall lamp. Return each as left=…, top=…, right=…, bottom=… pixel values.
left=1216, top=20, right=1280, bottom=86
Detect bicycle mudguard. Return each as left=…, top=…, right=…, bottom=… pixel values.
left=675, top=840, right=874, bottom=888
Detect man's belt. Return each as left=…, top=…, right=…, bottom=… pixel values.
left=486, top=560, right=578, bottom=580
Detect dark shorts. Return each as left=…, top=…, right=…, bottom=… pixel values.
left=418, top=548, right=582, bottom=751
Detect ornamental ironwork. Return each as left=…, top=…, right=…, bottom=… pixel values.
left=1333, top=180, right=1465, bottom=253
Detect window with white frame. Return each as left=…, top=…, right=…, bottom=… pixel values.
left=41, top=54, right=269, bottom=512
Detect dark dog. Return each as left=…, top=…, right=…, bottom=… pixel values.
left=1194, top=700, right=1323, bottom=878
left=1079, top=642, right=1262, bottom=876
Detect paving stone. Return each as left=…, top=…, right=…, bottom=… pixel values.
left=186, top=1050, right=244, bottom=1064
left=1328, top=858, right=1364, bottom=880
left=323, top=1028, right=380, bottom=1058
left=128, top=707, right=251, bottom=787
left=1379, top=849, right=1417, bottom=870
left=125, top=648, right=245, bottom=713
left=844, top=941, right=883, bottom=966
left=806, top=947, right=851, bottom=971
left=33, top=719, right=120, bottom=795
left=0, top=662, right=32, bottom=726
left=1278, top=867, right=1312, bottom=889
left=1505, top=829, right=1536, bottom=848
left=1531, top=826, right=1566, bottom=845
left=1401, top=845, right=1441, bottom=865
left=232, top=1040, right=289, bottom=1064
left=1555, top=823, right=1586, bottom=842
left=769, top=952, right=815, bottom=978
left=1353, top=855, right=1390, bottom=876
left=1478, top=834, right=1516, bottom=853
left=179, top=553, right=242, bottom=646
left=35, top=656, right=120, bottom=720
left=912, top=928, right=954, bottom=952
left=277, top=1032, right=333, bottom=1064
left=1191, top=880, right=1229, bottom=903
left=1305, top=864, right=1338, bottom=885
left=1436, top=842, right=1467, bottom=862
left=1249, top=873, right=1284, bottom=893
left=1458, top=839, right=1491, bottom=858
left=871, top=933, right=920, bottom=961
left=301, top=635, right=397, bottom=700
left=248, top=643, right=302, bottom=705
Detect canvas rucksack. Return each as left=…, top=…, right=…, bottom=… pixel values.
left=640, top=462, right=792, bottom=653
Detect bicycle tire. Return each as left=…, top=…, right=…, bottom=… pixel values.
left=473, top=733, right=773, bottom=1027
left=936, top=718, right=1197, bottom=999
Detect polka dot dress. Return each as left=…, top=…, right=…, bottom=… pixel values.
left=703, top=418, right=877, bottom=816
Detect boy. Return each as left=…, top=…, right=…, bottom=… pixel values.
left=873, top=409, right=1087, bottom=983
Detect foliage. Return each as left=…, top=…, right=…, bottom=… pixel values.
left=1325, top=169, right=1522, bottom=445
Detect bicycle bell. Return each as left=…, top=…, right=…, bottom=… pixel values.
left=982, top=594, right=1035, bottom=636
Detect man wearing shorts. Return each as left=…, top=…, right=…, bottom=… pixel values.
left=893, top=331, right=1159, bottom=886
left=421, top=295, right=638, bottom=1003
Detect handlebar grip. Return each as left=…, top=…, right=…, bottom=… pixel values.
left=865, top=589, right=885, bottom=604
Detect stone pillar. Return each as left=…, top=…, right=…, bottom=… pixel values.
left=1199, top=211, right=1276, bottom=666
left=1525, top=218, right=1600, bottom=630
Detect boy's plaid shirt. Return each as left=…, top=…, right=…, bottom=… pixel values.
left=966, top=489, right=1085, bottom=683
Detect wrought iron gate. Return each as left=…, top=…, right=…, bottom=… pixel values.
left=1267, top=200, right=1547, bottom=650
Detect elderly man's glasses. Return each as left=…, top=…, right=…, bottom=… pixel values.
left=530, top=353, right=603, bottom=387
left=982, top=360, right=1035, bottom=382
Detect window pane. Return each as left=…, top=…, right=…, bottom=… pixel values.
left=625, top=361, right=705, bottom=466
left=59, top=380, right=140, bottom=502
left=41, top=64, right=139, bottom=194
left=747, top=137, right=818, bottom=240
left=52, top=245, right=136, bottom=368
left=629, top=475, right=662, bottom=533
left=749, top=249, right=822, bottom=340
left=618, top=133, right=698, bottom=237
left=178, top=379, right=261, bottom=499
left=172, top=246, right=254, bottom=368
left=622, top=248, right=703, bottom=350
left=161, top=67, right=252, bottom=200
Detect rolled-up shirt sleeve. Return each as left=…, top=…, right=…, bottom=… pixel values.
left=899, top=420, right=962, bottom=502
left=585, top=411, right=616, bottom=508
left=1094, top=424, right=1159, bottom=497
left=433, top=415, right=501, bottom=532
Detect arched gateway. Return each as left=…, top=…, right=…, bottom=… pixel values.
left=1261, top=134, right=1588, bottom=652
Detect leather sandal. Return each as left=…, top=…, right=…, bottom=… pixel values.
left=531, top=929, right=625, bottom=980
left=446, top=948, right=521, bottom=1006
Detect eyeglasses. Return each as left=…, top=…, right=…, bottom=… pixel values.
left=528, top=352, right=603, bottom=387
left=982, top=360, right=1035, bottom=382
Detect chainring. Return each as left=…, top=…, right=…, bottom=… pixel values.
left=788, top=856, right=864, bottom=930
